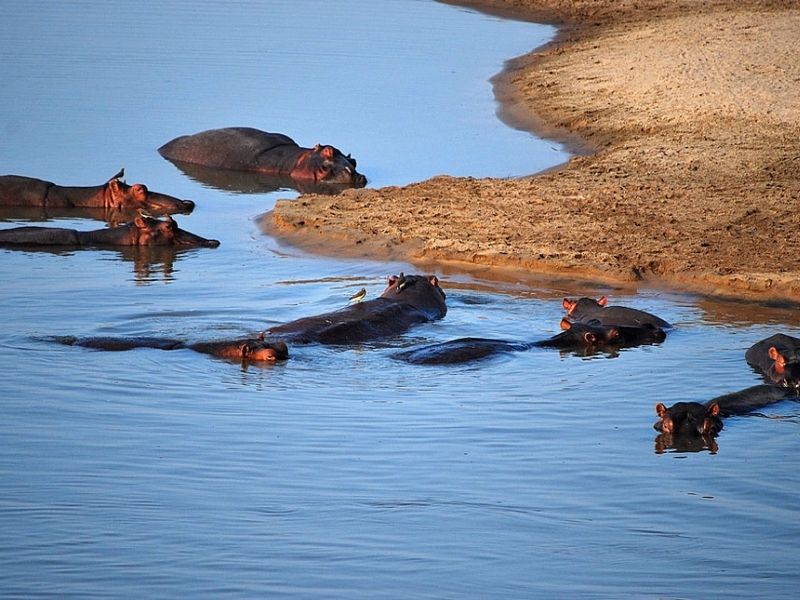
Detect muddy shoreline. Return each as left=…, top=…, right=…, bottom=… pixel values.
left=264, top=0, right=800, bottom=302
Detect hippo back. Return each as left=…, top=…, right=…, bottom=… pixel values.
left=158, top=127, right=300, bottom=172
left=0, top=175, right=53, bottom=206
left=267, top=298, right=435, bottom=345
left=0, top=226, right=80, bottom=245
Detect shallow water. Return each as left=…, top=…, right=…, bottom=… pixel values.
left=1, top=1, right=799, bottom=598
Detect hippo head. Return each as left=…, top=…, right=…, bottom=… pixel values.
left=562, top=296, right=607, bottom=318
left=654, top=401, right=723, bottom=438
left=580, top=319, right=667, bottom=347
left=381, top=273, right=447, bottom=319
left=239, top=339, right=289, bottom=362
left=303, top=144, right=366, bottom=187
left=558, top=318, right=615, bottom=346
left=133, top=214, right=220, bottom=248
left=107, top=172, right=195, bottom=215
left=765, top=345, right=800, bottom=390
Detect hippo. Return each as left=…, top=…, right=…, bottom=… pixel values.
left=57, top=335, right=288, bottom=363
left=563, top=296, right=671, bottom=329
left=0, top=170, right=195, bottom=216
left=0, top=214, right=220, bottom=248
left=158, top=127, right=367, bottom=187
left=654, top=384, right=794, bottom=453
left=266, top=273, right=447, bottom=345
left=745, top=333, right=800, bottom=390
left=391, top=318, right=666, bottom=365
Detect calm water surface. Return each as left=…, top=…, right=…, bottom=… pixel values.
left=1, top=1, right=799, bottom=598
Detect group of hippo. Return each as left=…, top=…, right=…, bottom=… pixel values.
left=3, top=127, right=797, bottom=452
left=0, top=127, right=366, bottom=249
left=53, top=268, right=799, bottom=452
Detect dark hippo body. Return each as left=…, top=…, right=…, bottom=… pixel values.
left=158, top=127, right=366, bottom=187
left=392, top=319, right=666, bottom=365
left=267, top=274, right=446, bottom=345
left=0, top=214, right=219, bottom=248
left=563, top=296, right=671, bottom=329
left=745, top=333, right=800, bottom=390
left=0, top=171, right=195, bottom=216
left=654, top=384, right=793, bottom=453
left=58, top=335, right=288, bottom=363
left=392, top=338, right=530, bottom=365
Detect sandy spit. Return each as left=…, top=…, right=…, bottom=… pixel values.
left=264, top=0, right=800, bottom=301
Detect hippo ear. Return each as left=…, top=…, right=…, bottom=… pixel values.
left=656, top=403, right=668, bottom=417
left=320, top=146, right=335, bottom=160
left=427, top=275, right=439, bottom=287
left=583, top=332, right=597, bottom=345
left=107, top=168, right=125, bottom=183
left=707, top=401, right=720, bottom=417
left=559, top=318, right=572, bottom=331
left=769, top=347, right=786, bottom=371
left=134, top=214, right=146, bottom=229
left=598, top=296, right=608, bottom=307
left=313, top=144, right=321, bottom=151
left=562, top=298, right=575, bottom=311
left=239, top=343, right=250, bottom=358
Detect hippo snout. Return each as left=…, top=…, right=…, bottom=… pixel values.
left=179, top=199, right=196, bottom=213
left=352, top=172, right=367, bottom=187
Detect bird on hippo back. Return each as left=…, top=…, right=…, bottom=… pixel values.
left=265, top=273, right=447, bottom=345
left=0, top=169, right=195, bottom=216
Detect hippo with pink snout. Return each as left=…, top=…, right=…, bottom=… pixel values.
left=158, top=127, right=366, bottom=188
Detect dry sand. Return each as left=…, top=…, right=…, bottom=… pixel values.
left=264, top=0, right=800, bottom=301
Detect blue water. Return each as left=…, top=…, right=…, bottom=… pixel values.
left=1, top=1, right=799, bottom=598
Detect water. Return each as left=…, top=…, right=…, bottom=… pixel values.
left=1, top=1, right=799, bottom=598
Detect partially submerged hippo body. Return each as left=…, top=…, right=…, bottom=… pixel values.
left=0, top=171, right=195, bottom=216
left=653, top=384, right=793, bottom=453
left=266, top=274, right=447, bottom=345
left=392, top=319, right=666, bottom=365
left=58, top=335, right=289, bottom=363
left=0, top=214, right=219, bottom=248
left=158, top=127, right=367, bottom=187
left=563, top=296, right=671, bottom=329
left=745, top=333, right=800, bottom=390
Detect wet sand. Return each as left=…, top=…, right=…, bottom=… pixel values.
left=265, top=0, right=800, bottom=301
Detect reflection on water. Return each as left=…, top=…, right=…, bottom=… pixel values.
left=1, top=1, right=800, bottom=599
left=165, top=159, right=354, bottom=196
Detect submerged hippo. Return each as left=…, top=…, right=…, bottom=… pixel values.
left=392, top=319, right=666, bottom=365
left=266, top=273, right=447, bottom=345
left=0, top=170, right=195, bottom=216
left=563, top=296, right=671, bottom=329
left=654, top=384, right=794, bottom=453
left=58, top=335, right=288, bottom=363
left=158, top=127, right=367, bottom=187
left=0, top=214, right=219, bottom=248
left=745, top=333, right=800, bottom=390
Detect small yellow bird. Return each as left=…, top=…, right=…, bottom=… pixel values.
left=349, top=287, right=367, bottom=303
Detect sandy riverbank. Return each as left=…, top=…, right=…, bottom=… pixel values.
left=264, top=0, right=800, bottom=301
